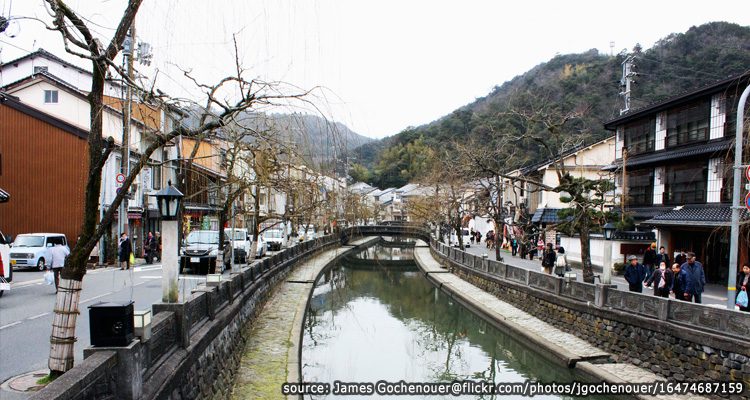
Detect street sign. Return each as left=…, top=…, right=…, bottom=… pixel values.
left=746, top=192, right=750, bottom=210
left=116, top=173, right=125, bottom=188
left=746, top=165, right=750, bottom=181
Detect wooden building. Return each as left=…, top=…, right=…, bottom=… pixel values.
left=0, top=92, right=88, bottom=245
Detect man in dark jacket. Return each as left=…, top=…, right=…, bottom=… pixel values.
left=118, top=232, right=132, bottom=270
left=624, top=255, right=647, bottom=293
left=656, top=246, right=670, bottom=267
left=681, top=252, right=706, bottom=303
left=541, top=243, right=556, bottom=275
left=645, top=262, right=673, bottom=297
left=643, top=243, right=658, bottom=276
left=671, top=263, right=687, bottom=300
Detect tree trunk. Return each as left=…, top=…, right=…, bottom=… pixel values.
left=580, top=223, right=595, bottom=283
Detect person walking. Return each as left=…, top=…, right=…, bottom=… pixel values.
left=475, top=231, right=482, bottom=246
left=671, top=263, right=687, bottom=300
left=736, top=263, right=750, bottom=312
left=155, top=231, right=162, bottom=262
left=470, top=229, right=475, bottom=245
left=643, top=243, right=658, bottom=276
left=624, top=255, right=647, bottom=293
left=118, top=232, right=132, bottom=270
left=681, top=252, right=706, bottom=303
left=674, top=249, right=687, bottom=267
left=645, top=261, right=673, bottom=298
left=48, top=242, right=70, bottom=294
left=541, top=243, right=556, bottom=275
left=144, top=231, right=155, bottom=264
left=553, top=246, right=568, bottom=277
left=511, top=238, right=518, bottom=257
left=656, top=246, right=670, bottom=267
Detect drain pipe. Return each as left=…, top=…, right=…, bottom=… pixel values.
left=727, top=83, right=750, bottom=310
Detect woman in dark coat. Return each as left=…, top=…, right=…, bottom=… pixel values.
left=645, top=261, right=673, bottom=297
left=736, top=263, right=750, bottom=312
left=541, top=243, right=556, bottom=275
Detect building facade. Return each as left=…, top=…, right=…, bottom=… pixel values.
left=604, top=73, right=750, bottom=283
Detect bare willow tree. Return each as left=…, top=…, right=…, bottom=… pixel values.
left=41, top=0, right=313, bottom=376
left=456, top=94, right=614, bottom=282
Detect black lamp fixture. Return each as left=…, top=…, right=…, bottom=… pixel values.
left=152, top=181, right=183, bottom=220
left=602, top=222, right=617, bottom=241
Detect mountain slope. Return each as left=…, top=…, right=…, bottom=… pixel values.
left=354, top=21, right=750, bottom=188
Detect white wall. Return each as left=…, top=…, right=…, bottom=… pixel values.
left=560, top=235, right=645, bottom=269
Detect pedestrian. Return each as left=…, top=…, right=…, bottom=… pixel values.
left=681, top=252, right=706, bottom=303
left=624, top=255, right=647, bottom=293
left=470, top=229, right=475, bottom=244
left=48, top=242, right=70, bottom=294
left=155, top=231, right=162, bottom=262
left=674, top=249, right=687, bottom=267
left=645, top=261, right=673, bottom=298
left=656, top=246, right=670, bottom=267
left=511, top=238, right=518, bottom=257
left=541, top=243, right=556, bottom=275
left=519, top=240, right=527, bottom=259
left=736, top=263, right=750, bottom=312
left=475, top=231, right=482, bottom=246
left=118, top=232, right=132, bottom=270
left=553, top=246, right=567, bottom=277
left=643, top=242, right=658, bottom=276
left=671, top=263, right=686, bottom=300
left=144, top=231, right=155, bottom=264
left=527, top=239, right=537, bottom=260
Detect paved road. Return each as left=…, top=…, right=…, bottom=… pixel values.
left=0, top=261, right=244, bottom=395
left=455, top=242, right=730, bottom=307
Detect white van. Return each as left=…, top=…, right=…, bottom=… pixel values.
left=450, top=229, right=472, bottom=248
left=10, top=233, right=69, bottom=270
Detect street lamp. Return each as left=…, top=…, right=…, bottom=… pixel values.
left=153, top=181, right=183, bottom=302
left=602, top=222, right=617, bottom=241
left=601, top=222, right=617, bottom=284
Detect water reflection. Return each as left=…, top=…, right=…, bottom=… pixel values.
left=302, top=247, right=595, bottom=399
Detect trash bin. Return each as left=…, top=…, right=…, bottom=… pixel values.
left=89, top=301, right=134, bottom=347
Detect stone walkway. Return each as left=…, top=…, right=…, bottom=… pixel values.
left=231, top=237, right=377, bottom=399
left=414, top=246, right=709, bottom=400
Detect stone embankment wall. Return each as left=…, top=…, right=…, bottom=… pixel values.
left=430, top=242, right=750, bottom=387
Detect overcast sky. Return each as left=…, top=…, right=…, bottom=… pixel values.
left=1, top=1, right=749, bottom=139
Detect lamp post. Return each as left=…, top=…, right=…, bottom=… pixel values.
left=152, top=181, right=183, bottom=302
left=602, top=222, right=617, bottom=284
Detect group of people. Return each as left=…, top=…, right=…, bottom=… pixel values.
left=623, top=243, right=720, bottom=305
left=539, top=243, right=569, bottom=277
left=469, top=229, right=483, bottom=246
left=117, top=231, right=161, bottom=270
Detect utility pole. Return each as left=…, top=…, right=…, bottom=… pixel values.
left=619, top=54, right=637, bottom=115
left=118, top=22, right=135, bottom=241
left=727, top=84, right=750, bottom=310
left=621, top=147, right=628, bottom=222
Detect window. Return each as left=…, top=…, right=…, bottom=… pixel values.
left=152, top=164, right=162, bottom=190
left=44, top=90, right=58, bottom=104
left=626, top=169, right=654, bottom=206
left=663, top=163, right=707, bottom=205
left=623, top=119, right=655, bottom=155
left=665, top=100, right=710, bottom=147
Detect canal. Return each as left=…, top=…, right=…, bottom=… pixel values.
left=301, top=243, right=595, bottom=399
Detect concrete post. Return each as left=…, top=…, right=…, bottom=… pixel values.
left=153, top=302, right=189, bottom=348
left=84, top=340, right=142, bottom=400
left=161, top=220, right=179, bottom=302
left=602, top=240, right=613, bottom=285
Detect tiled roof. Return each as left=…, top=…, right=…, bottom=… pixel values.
left=531, top=208, right=564, bottom=224
left=603, top=139, right=733, bottom=171
left=643, top=205, right=749, bottom=227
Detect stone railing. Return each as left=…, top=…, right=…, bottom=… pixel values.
left=30, top=226, right=430, bottom=400
left=430, top=240, right=750, bottom=384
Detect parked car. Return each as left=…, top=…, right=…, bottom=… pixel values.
left=223, top=228, right=266, bottom=268
left=0, top=229, right=12, bottom=297
left=263, top=229, right=285, bottom=251
left=10, top=233, right=69, bottom=270
left=449, top=229, right=472, bottom=248
left=180, top=230, right=222, bottom=274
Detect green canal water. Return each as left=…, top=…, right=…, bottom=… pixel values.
left=301, top=244, right=598, bottom=399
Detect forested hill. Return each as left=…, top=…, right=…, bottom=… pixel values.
left=353, top=22, right=750, bottom=188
